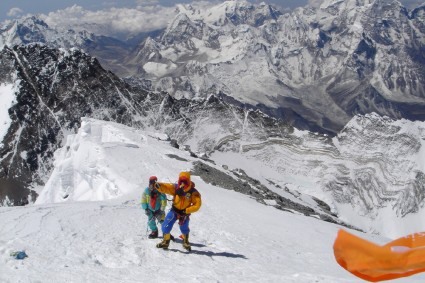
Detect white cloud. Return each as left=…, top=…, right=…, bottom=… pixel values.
left=308, top=0, right=324, bottom=8
left=40, top=2, right=218, bottom=38
left=41, top=4, right=177, bottom=36
left=7, top=7, right=24, bottom=17
left=135, top=0, right=160, bottom=6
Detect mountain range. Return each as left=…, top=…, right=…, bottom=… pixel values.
left=1, top=0, right=425, bottom=237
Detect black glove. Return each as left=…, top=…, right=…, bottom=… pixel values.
left=144, top=209, right=150, bottom=216
left=176, top=185, right=185, bottom=196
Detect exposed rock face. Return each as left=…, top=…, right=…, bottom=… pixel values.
left=326, top=114, right=425, bottom=219
left=0, top=44, right=150, bottom=205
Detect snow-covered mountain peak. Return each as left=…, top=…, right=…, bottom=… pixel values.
left=0, top=15, right=50, bottom=47
left=16, top=15, right=49, bottom=29
left=162, top=12, right=203, bottom=45
left=319, top=0, right=373, bottom=10
left=181, top=0, right=280, bottom=27
left=167, top=13, right=194, bottom=31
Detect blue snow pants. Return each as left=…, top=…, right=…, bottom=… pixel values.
left=161, top=209, right=190, bottom=235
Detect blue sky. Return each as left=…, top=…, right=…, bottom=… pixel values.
left=1, top=0, right=423, bottom=25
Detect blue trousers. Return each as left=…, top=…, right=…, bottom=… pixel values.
left=161, top=210, right=190, bottom=235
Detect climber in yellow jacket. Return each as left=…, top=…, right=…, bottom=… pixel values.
left=153, top=171, right=202, bottom=251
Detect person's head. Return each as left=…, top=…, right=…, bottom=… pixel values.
left=178, top=171, right=191, bottom=191
left=148, top=176, right=158, bottom=190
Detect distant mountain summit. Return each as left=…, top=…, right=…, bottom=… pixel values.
left=129, top=0, right=425, bottom=133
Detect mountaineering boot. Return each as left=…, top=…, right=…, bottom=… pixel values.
left=182, top=234, right=191, bottom=251
left=156, top=233, right=171, bottom=249
left=148, top=230, right=158, bottom=239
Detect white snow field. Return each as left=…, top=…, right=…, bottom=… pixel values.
left=1, top=118, right=424, bottom=282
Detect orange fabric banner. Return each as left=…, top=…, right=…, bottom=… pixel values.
left=333, top=229, right=425, bottom=282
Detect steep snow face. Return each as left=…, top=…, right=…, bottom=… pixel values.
left=327, top=114, right=425, bottom=236
left=36, top=118, right=171, bottom=203
left=0, top=83, right=16, bottom=142
left=208, top=112, right=425, bottom=238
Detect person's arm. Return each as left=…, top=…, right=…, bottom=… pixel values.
left=155, top=183, right=176, bottom=196
left=185, top=192, right=202, bottom=214
left=159, top=193, right=167, bottom=211
left=141, top=190, right=148, bottom=210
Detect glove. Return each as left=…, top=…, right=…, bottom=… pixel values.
left=176, top=186, right=185, bottom=196
left=144, top=209, right=150, bottom=216
left=154, top=182, right=160, bottom=189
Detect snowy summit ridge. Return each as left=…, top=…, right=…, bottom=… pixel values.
left=6, top=117, right=425, bottom=282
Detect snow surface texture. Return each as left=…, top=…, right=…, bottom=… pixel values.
left=2, top=118, right=425, bottom=282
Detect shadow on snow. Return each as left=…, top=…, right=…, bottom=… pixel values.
left=168, top=248, right=247, bottom=259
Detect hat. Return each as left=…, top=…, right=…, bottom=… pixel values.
left=178, top=171, right=190, bottom=183
left=149, top=176, right=158, bottom=184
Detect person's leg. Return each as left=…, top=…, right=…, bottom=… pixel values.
left=179, top=217, right=190, bottom=235
left=147, top=212, right=159, bottom=238
left=179, top=217, right=191, bottom=251
left=157, top=210, right=177, bottom=249
left=162, top=210, right=177, bottom=234
left=148, top=214, right=158, bottom=232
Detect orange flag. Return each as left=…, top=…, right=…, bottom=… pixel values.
left=333, top=229, right=425, bottom=282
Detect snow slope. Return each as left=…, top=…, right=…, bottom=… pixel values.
left=0, top=83, right=16, bottom=142
left=1, top=118, right=425, bottom=282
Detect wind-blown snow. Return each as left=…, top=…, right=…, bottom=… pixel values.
left=2, top=118, right=425, bottom=282
left=0, top=83, right=16, bottom=142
